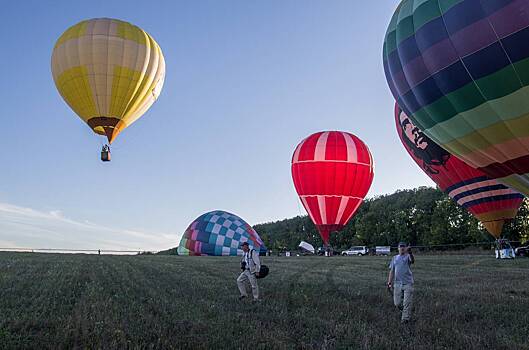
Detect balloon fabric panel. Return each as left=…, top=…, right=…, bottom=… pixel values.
left=383, top=0, right=529, bottom=196
left=395, top=103, right=523, bottom=238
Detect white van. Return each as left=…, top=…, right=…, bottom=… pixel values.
left=342, top=246, right=368, bottom=256
left=375, top=246, right=391, bottom=256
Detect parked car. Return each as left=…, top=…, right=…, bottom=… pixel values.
left=342, top=246, right=369, bottom=256
left=515, top=245, right=529, bottom=257
left=375, top=246, right=391, bottom=256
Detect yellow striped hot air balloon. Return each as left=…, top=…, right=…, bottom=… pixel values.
left=51, top=18, right=165, bottom=160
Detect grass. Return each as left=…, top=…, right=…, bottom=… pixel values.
left=0, top=253, right=528, bottom=349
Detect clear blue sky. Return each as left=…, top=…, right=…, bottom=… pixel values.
left=0, top=0, right=433, bottom=250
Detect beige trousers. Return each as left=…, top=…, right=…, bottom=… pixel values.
left=393, top=283, right=413, bottom=321
left=237, top=270, right=259, bottom=300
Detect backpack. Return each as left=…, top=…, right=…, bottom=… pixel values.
left=250, top=249, right=269, bottom=279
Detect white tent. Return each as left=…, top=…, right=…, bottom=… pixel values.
left=298, top=241, right=315, bottom=254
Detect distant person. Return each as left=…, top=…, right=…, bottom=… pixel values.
left=387, top=242, right=415, bottom=323
left=237, top=242, right=261, bottom=301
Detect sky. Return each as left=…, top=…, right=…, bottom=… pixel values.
left=0, top=0, right=435, bottom=251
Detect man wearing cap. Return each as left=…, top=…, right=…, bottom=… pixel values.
left=237, top=242, right=261, bottom=301
left=387, top=242, right=415, bottom=323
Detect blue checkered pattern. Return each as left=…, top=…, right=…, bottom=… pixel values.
left=177, top=210, right=267, bottom=256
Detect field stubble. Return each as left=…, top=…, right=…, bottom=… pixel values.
left=0, top=253, right=528, bottom=349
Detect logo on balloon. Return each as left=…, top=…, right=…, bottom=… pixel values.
left=397, top=110, right=450, bottom=175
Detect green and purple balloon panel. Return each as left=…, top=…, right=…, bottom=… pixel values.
left=383, top=0, right=529, bottom=196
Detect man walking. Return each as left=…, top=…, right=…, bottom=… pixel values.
left=237, top=242, right=261, bottom=301
left=387, top=242, right=415, bottom=323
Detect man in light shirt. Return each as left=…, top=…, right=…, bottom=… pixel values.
left=387, top=242, right=415, bottom=323
left=237, top=242, right=261, bottom=301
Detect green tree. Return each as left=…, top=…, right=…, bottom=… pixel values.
left=254, top=187, right=529, bottom=250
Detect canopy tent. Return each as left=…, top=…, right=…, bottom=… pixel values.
left=299, top=241, right=315, bottom=254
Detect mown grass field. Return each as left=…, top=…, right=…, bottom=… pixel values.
left=0, top=253, right=528, bottom=350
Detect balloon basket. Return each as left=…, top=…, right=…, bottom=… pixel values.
left=101, top=145, right=111, bottom=162
left=495, top=239, right=516, bottom=259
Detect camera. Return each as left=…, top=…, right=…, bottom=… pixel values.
left=240, top=261, right=247, bottom=271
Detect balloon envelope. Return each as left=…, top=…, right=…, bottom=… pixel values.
left=51, top=18, right=165, bottom=143
left=383, top=1, right=529, bottom=196
left=395, top=103, right=523, bottom=238
left=291, top=131, right=374, bottom=245
left=177, top=211, right=266, bottom=256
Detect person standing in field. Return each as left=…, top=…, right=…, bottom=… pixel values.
left=237, top=242, right=261, bottom=301
left=387, top=242, right=415, bottom=323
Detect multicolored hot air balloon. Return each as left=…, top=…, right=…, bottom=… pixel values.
left=177, top=211, right=267, bottom=256
left=395, top=104, right=523, bottom=238
left=51, top=18, right=165, bottom=159
left=383, top=1, right=529, bottom=196
left=291, top=131, right=374, bottom=246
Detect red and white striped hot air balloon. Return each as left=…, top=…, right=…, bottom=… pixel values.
left=291, top=131, right=375, bottom=246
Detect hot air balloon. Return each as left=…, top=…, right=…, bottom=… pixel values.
left=177, top=211, right=267, bottom=256
left=51, top=18, right=165, bottom=161
left=291, top=131, right=374, bottom=247
left=395, top=103, right=523, bottom=239
left=383, top=0, right=529, bottom=196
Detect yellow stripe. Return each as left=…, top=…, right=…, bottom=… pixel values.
left=93, top=126, right=106, bottom=135
left=499, top=175, right=529, bottom=195
left=120, top=34, right=163, bottom=125
left=55, top=66, right=97, bottom=121
left=481, top=221, right=504, bottom=239
left=474, top=209, right=519, bottom=223
left=55, top=21, right=87, bottom=48
left=110, top=66, right=142, bottom=118
left=119, top=31, right=152, bottom=122
left=443, top=112, right=529, bottom=156
left=116, top=20, right=147, bottom=45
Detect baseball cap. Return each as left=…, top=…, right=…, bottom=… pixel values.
left=398, top=242, right=407, bottom=247
left=240, top=242, right=249, bottom=247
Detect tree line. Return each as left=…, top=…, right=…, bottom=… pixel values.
left=254, top=187, right=529, bottom=251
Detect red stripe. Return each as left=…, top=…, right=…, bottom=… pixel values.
left=466, top=198, right=523, bottom=216
left=478, top=155, right=529, bottom=178
left=303, top=196, right=323, bottom=226
left=352, top=135, right=366, bottom=164
left=297, top=132, right=321, bottom=161
left=326, top=132, right=348, bottom=161
left=339, top=198, right=362, bottom=225
left=325, top=196, right=341, bottom=224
